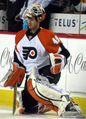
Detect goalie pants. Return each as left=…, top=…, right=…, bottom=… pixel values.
left=22, top=65, right=61, bottom=113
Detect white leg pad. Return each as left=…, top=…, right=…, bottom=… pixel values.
left=27, top=67, right=70, bottom=116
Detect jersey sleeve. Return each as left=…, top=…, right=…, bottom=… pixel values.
left=13, top=50, right=26, bottom=71
left=14, top=29, right=27, bottom=70
left=38, top=28, right=62, bottom=53
left=15, top=29, right=27, bottom=53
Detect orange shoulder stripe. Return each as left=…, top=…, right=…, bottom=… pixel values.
left=38, top=28, right=62, bottom=53
left=15, top=29, right=28, bottom=45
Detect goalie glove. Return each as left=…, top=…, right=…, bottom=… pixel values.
left=2, top=62, right=25, bottom=87
left=49, top=53, right=66, bottom=74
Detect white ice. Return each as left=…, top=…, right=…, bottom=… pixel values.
left=0, top=109, right=85, bottom=119
left=0, top=109, right=59, bottom=119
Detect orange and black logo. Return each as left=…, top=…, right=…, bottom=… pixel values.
left=22, top=47, right=37, bottom=60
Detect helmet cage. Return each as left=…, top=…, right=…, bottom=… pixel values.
left=25, top=4, right=46, bottom=22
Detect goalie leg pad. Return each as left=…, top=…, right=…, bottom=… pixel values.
left=4, top=62, right=25, bottom=87
left=27, top=67, right=70, bottom=116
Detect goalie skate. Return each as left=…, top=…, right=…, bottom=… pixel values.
left=61, top=98, right=84, bottom=118
left=38, top=103, right=51, bottom=114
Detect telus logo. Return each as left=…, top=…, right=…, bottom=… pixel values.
left=0, top=16, right=5, bottom=24
left=54, top=18, right=77, bottom=27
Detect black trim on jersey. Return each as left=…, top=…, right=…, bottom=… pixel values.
left=59, top=43, right=70, bottom=63
left=13, top=50, right=26, bottom=71
left=26, top=28, right=41, bottom=40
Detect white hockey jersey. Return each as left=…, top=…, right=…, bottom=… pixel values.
left=14, top=28, right=62, bottom=75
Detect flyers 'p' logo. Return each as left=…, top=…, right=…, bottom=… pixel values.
left=22, top=47, right=37, bottom=60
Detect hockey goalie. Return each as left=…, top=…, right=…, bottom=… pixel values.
left=0, top=4, right=84, bottom=117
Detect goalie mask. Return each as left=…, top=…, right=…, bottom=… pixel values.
left=25, top=4, right=46, bottom=22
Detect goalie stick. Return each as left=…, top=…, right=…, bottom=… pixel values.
left=13, top=82, right=17, bottom=115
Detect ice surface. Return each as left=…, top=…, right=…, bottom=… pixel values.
left=0, top=109, right=58, bottom=119
left=0, top=109, right=85, bottom=119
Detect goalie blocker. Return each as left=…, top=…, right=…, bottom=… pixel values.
left=0, top=62, right=25, bottom=87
